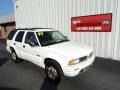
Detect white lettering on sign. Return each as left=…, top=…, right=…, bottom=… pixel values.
left=94, top=27, right=101, bottom=30
left=72, top=20, right=81, bottom=25
left=76, top=27, right=102, bottom=31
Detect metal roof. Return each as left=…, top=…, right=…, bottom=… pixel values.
left=0, top=14, right=15, bottom=24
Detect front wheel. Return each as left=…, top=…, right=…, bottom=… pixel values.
left=45, top=62, right=62, bottom=83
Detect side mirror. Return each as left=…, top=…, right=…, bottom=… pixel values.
left=29, top=41, right=36, bottom=46
left=64, top=36, right=68, bottom=39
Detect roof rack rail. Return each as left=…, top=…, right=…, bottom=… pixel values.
left=31, top=27, right=53, bottom=29
left=15, top=27, right=53, bottom=30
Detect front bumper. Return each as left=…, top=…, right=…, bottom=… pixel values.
left=62, top=55, right=95, bottom=77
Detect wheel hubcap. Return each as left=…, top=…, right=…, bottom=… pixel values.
left=12, top=53, right=16, bottom=61
left=47, top=66, right=58, bottom=80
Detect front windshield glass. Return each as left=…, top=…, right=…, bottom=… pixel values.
left=36, top=31, right=69, bottom=46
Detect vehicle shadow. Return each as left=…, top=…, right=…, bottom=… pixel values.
left=0, top=87, right=21, bottom=90
left=40, top=77, right=58, bottom=90
left=0, top=58, right=9, bottom=67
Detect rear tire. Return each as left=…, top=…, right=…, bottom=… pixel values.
left=11, top=51, right=18, bottom=62
left=10, top=48, right=23, bottom=63
left=45, top=61, right=62, bottom=83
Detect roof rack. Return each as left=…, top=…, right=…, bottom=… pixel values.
left=14, top=27, right=53, bottom=30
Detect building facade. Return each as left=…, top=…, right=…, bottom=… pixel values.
left=14, top=0, right=120, bottom=60
left=0, top=14, right=15, bottom=38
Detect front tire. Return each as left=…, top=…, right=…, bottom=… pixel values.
left=45, top=61, right=62, bottom=83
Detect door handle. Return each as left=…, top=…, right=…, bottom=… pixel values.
left=23, top=45, right=25, bottom=48
left=36, top=55, right=40, bottom=57
left=14, top=43, right=16, bottom=45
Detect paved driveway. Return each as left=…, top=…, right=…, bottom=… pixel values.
left=0, top=58, right=120, bottom=90
left=0, top=40, right=120, bottom=90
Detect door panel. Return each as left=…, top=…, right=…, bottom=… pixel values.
left=22, top=44, right=42, bottom=65
left=14, top=31, right=25, bottom=58
left=14, top=42, right=23, bottom=58
left=21, top=32, right=43, bottom=66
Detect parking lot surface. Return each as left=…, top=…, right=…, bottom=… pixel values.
left=0, top=39, right=120, bottom=90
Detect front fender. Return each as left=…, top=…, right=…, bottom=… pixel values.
left=42, top=50, right=68, bottom=69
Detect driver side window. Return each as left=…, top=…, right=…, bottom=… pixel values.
left=25, top=32, right=39, bottom=46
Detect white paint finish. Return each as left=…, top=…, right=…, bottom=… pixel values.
left=45, top=41, right=93, bottom=59
left=7, top=29, right=95, bottom=77
left=14, top=0, right=120, bottom=60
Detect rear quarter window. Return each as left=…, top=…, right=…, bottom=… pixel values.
left=7, top=30, right=17, bottom=40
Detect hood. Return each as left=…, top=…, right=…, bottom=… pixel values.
left=43, top=41, right=93, bottom=59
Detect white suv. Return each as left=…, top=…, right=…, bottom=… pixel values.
left=6, top=28, right=95, bottom=83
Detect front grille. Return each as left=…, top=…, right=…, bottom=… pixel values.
left=79, top=52, right=93, bottom=62
left=79, top=56, right=87, bottom=62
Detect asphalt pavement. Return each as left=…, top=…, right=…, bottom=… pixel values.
left=0, top=39, right=120, bottom=90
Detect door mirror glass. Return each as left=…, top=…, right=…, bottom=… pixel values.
left=64, top=36, right=68, bottom=40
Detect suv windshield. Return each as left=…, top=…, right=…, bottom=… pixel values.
left=36, top=31, right=69, bottom=46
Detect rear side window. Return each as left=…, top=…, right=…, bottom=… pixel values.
left=15, top=31, right=25, bottom=42
left=7, top=30, right=17, bottom=40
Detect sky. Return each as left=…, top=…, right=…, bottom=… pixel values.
left=0, top=0, right=14, bottom=16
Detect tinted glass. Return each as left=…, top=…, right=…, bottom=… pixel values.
left=15, top=31, right=25, bottom=42
left=7, top=30, right=17, bottom=40
left=36, top=31, right=69, bottom=46
left=25, top=32, right=38, bottom=45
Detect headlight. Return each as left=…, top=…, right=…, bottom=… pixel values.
left=68, top=59, right=79, bottom=65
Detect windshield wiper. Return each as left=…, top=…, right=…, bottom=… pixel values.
left=55, top=39, right=69, bottom=44
left=42, top=39, right=69, bottom=46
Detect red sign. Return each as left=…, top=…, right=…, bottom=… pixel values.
left=71, top=13, right=112, bottom=32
